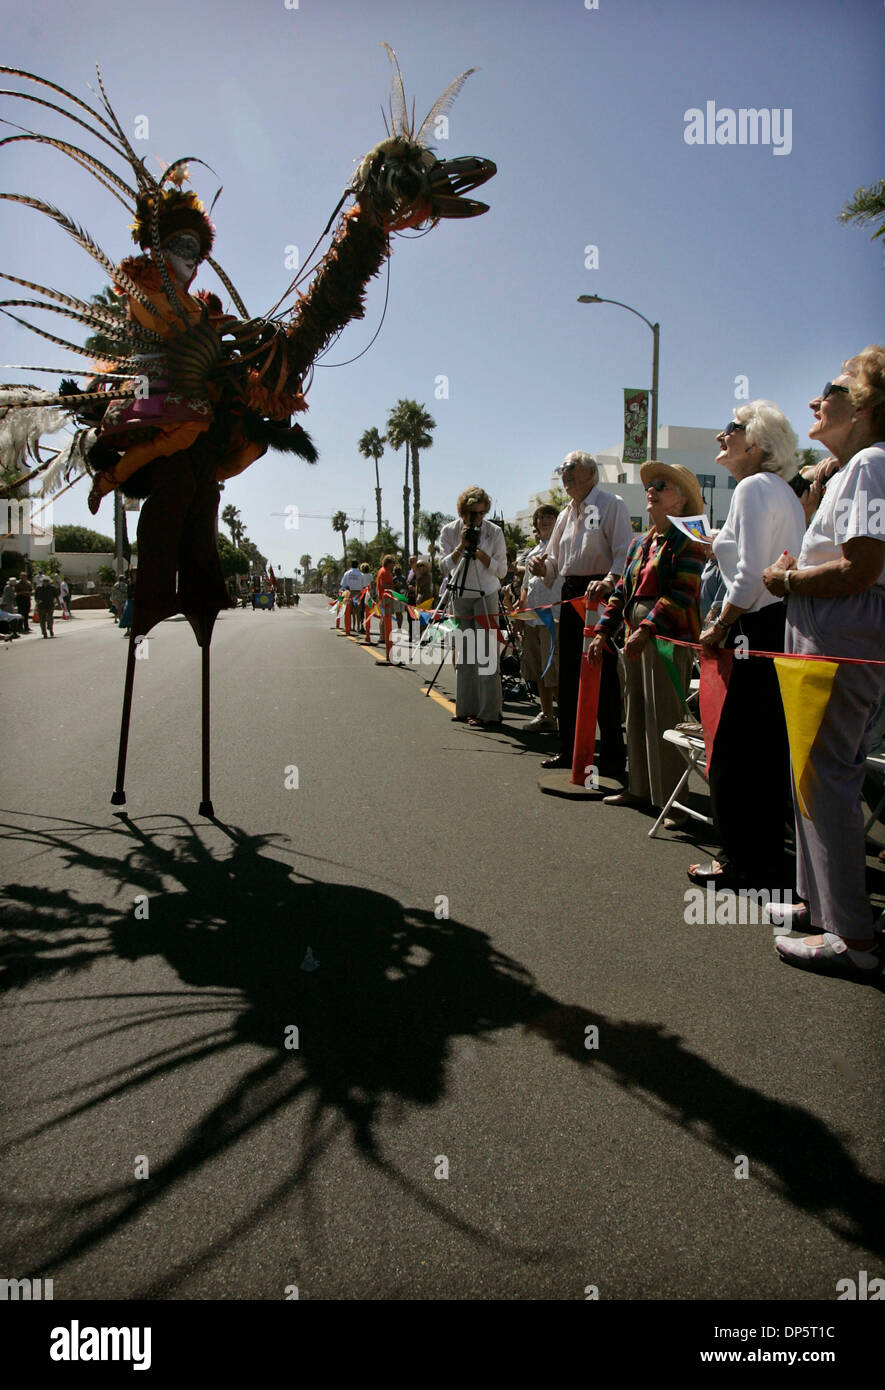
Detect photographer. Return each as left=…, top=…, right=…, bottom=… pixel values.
left=438, top=487, right=508, bottom=727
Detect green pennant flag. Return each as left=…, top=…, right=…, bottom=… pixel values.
left=388, top=589, right=408, bottom=602
left=655, top=638, right=687, bottom=705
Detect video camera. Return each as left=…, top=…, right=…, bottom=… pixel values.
left=463, top=509, right=483, bottom=558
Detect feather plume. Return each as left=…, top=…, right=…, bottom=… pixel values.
left=0, top=194, right=157, bottom=313
left=148, top=189, right=190, bottom=326
left=0, top=386, right=69, bottom=472
left=92, top=65, right=156, bottom=191
left=0, top=307, right=139, bottom=365
left=382, top=43, right=409, bottom=138
left=0, top=68, right=122, bottom=143
left=415, top=68, right=477, bottom=147
left=0, top=133, right=137, bottom=204
left=0, top=272, right=158, bottom=339
left=37, top=428, right=94, bottom=496
left=205, top=255, right=248, bottom=318
left=0, top=298, right=160, bottom=352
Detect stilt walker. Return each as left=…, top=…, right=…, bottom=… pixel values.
left=0, top=53, right=495, bottom=811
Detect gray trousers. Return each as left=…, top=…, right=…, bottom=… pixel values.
left=624, top=600, right=692, bottom=807
left=452, top=593, right=502, bottom=721
left=786, top=590, right=885, bottom=943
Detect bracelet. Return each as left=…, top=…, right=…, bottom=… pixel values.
left=783, top=570, right=794, bottom=595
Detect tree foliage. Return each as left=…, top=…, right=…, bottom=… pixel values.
left=838, top=178, right=885, bottom=241
left=217, top=533, right=251, bottom=577
left=53, top=523, right=115, bottom=552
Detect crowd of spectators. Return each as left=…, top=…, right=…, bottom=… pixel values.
left=336, top=347, right=885, bottom=982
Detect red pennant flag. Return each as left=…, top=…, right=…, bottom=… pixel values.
left=571, top=655, right=603, bottom=787
left=699, top=646, right=734, bottom=773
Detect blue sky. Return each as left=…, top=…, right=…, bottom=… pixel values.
left=2, top=0, right=883, bottom=570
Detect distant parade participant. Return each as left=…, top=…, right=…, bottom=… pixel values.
left=35, top=573, right=60, bottom=638
left=15, top=573, right=33, bottom=633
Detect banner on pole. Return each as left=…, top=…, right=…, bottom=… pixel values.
left=623, top=388, right=650, bottom=463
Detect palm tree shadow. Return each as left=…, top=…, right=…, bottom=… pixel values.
left=0, top=810, right=882, bottom=1297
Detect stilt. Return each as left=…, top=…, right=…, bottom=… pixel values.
left=198, top=640, right=214, bottom=817
left=111, top=628, right=138, bottom=805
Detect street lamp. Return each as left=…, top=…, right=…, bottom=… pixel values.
left=577, top=295, right=660, bottom=460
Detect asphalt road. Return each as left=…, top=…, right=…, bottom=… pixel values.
left=1, top=595, right=883, bottom=1300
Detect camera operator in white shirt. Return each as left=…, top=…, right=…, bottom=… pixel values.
left=438, top=486, right=508, bottom=727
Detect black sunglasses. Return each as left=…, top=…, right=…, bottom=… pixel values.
left=722, top=421, right=747, bottom=437
left=646, top=478, right=670, bottom=493
left=821, top=381, right=850, bottom=400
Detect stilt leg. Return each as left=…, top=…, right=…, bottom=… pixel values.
left=198, top=640, right=214, bottom=818
left=111, top=629, right=138, bottom=805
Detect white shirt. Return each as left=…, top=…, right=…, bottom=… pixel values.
left=798, top=443, right=885, bottom=587
left=542, top=485, right=633, bottom=583
left=713, top=472, right=806, bottom=612
left=438, top=517, right=508, bottom=596
left=522, top=540, right=564, bottom=612
left=341, top=567, right=368, bottom=592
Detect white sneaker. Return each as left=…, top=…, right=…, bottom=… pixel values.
left=525, top=712, right=556, bottom=730
left=763, top=899, right=809, bottom=927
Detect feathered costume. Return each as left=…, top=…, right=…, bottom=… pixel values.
left=0, top=49, right=495, bottom=812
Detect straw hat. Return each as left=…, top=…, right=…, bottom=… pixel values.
left=639, top=460, right=704, bottom=518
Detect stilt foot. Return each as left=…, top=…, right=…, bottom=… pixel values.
left=198, top=800, right=215, bottom=818
left=110, top=790, right=126, bottom=805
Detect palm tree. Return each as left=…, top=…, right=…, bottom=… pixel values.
left=316, top=554, right=340, bottom=594
left=839, top=178, right=885, bottom=241
left=331, top=510, right=349, bottom=566
left=358, top=427, right=386, bottom=537
left=387, top=400, right=436, bottom=563
left=417, top=509, right=451, bottom=585
left=221, top=504, right=245, bottom=550
left=386, top=404, right=412, bottom=562
left=299, top=552, right=312, bottom=586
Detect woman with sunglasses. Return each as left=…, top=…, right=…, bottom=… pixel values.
left=762, top=348, right=885, bottom=977
left=687, top=401, right=806, bottom=892
left=588, top=461, right=705, bottom=821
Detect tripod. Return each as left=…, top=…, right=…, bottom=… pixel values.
left=418, top=540, right=498, bottom=700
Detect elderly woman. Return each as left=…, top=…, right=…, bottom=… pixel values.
left=687, top=402, right=806, bottom=891
left=762, top=347, right=885, bottom=976
left=588, top=462, right=705, bottom=821
left=438, top=486, right=508, bottom=726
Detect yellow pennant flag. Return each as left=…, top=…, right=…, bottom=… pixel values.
left=773, top=657, right=839, bottom=818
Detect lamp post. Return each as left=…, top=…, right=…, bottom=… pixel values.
left=577, top=295, right=660, bottom=459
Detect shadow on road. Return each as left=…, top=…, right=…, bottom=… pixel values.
left=1, top=809, right=882, bottom=1294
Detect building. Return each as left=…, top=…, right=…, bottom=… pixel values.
left=513, top=425, right=737, bottom=536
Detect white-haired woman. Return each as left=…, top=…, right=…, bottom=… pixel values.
left=763, top=347, right=885, bottom=977
left=688, top=401, right=806, bottom=892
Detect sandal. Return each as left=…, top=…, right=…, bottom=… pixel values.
left=686, top=860, right=748, bottom=890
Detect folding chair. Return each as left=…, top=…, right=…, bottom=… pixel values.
left=648, top=728, right=715, bottom=839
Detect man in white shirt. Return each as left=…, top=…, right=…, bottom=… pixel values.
left=528, top=451, right=633, bottom=772
left=438, top=486, right=509, bottom=726
left=340, top=562, right=367, bottom=634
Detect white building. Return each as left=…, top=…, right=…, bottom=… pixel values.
left=514, top=425, right=737, bottom=536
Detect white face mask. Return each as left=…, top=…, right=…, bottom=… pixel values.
left=162, top=232, right=201, bottom=286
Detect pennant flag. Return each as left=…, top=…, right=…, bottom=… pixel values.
left=417, top=598, right=435, bottom=610
left=571, top=656, right=603, bottom=787
left=774, top=657, right=839, bottom=818
left=569, top=596, right=588, bottom=617
left=538, top=607, right=557, bottom=679
left=655, top=638, right=688, bottom=706
left=388, top=589, right=408, bottom=602
left=698, top=646, right=734, bottom=772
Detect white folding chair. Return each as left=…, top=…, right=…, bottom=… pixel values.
left=648, top=729, right=715, bottom=839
